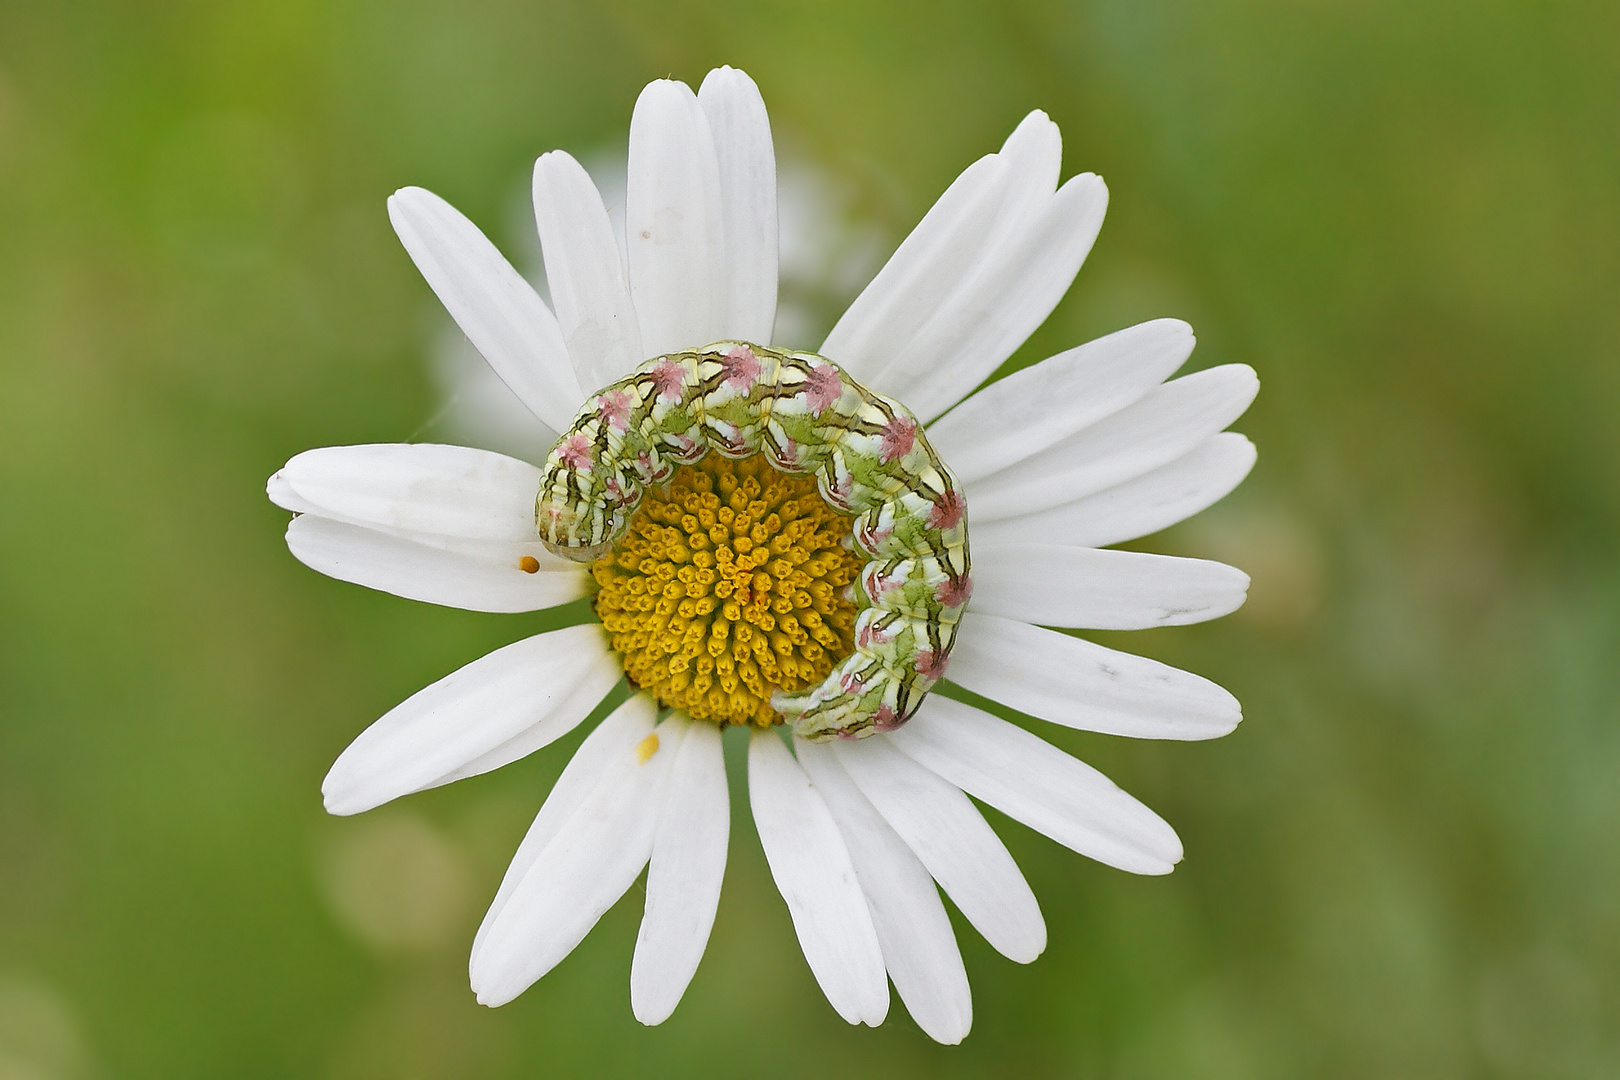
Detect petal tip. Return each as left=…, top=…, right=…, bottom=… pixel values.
left=387, top=185, right=431, bottom=211
left=265, top=470, right=298, bottom=510
left=320, top=757, right=379, bottom=817
left=533, top=148, right=579, bottom=176
left=636, top=78, right=698, bottom=107
left=469, top=961, right=521, bottom=1008
left=319, top=789, right=366, bottom=818
left=630, top=997, right=675, bottom=1027
left=700, top=64, right=758, bottom=90
left=1003, top=108, right=1059, bottom=147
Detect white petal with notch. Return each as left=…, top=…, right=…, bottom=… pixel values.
left=949, top=612, right=1242, bottom=739
left=322, top=625, right=620, bottom=816
left=388, top=187, right=582, bottom=432
left=748, top=731, right=888, bottom=1026
left=892, top=696, right=1184, bottom=874
left=797, top=740, right=971, bottom=1044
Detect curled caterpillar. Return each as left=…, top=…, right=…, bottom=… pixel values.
left=536, top=341, right=971, bottom=741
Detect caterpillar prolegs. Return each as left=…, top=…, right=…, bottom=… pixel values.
left=536, top=342, right=971, bottom=741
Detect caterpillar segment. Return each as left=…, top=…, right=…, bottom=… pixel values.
left=536, top=341, right=972, bottom=741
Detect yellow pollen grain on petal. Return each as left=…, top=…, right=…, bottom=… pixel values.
left=636, top=733, right=660, bottom=762
left=593, top=455, right=861, bottom=728
left=518, top=555, right=542, bottom=574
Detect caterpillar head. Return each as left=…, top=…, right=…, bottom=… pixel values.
left=541, top=539, right=614, bottom=564
left=536, top=497, right=619, bottom=563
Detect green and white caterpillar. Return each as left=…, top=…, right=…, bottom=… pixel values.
left=536, top=342, right=971, bottom=741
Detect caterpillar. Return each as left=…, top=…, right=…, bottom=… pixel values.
left=536, top=341, right=971, bottom=741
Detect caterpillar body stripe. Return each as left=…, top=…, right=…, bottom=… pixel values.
left=536, top=341, right=971, bottom=741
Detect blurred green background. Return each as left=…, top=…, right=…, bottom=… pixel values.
left=2, top=1, right=1617, bottom=1077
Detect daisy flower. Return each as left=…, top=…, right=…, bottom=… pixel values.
left=269, top=67, right=1255, bottom=1044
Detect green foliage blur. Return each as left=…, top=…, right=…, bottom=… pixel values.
left=1, top=1, right=1617, bottom=1076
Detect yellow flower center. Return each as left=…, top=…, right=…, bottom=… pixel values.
left=591, top=454, right=861, bottom=727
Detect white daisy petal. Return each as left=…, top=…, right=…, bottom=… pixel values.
left=747, top=730, right=888, bottom=1026
left=829, top=735, right=1045, bottom=964
left=880, top=172, right=1109, bottom=423
left=471, top=706, right=680, bottom=1006
left=970, top=543, right=1250, bottom=629
left=823, top=111, right=1061, bottom=394
left=819, top=153, right=1007, bottom=385
left=797, top=741, right=972, bottom=1045
left=284, top=515, right=585, bottom=614
left=388, top=187, right=583, bottom=432
left=698, top=66, right=778, bottom=345
left=275, top=443, right=543, bottom=541
left=972, top=432, right=1257, bottom=549
left=925, top=319, right=1195, bottom=484
left=631, top=719, right=730, bottom=1026
left=532, top=150, right=644, bottom=390
left=321, top=624, right=620, bottom=816
left=266, top=470, right=321, bottom=516
left=993, top=109, right=1063, bottom=205
left=627, top=79, right=727, bottom=357
left=472, top=697, right=653, bottom=957
left=965, top=363, right=1260, bottom=521
left=891, top=697, right=1183, bottom=875
left=949, top=612, right=1241, bottom=740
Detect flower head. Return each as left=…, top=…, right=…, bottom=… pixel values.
left=269, top=66, right=1256, bottom=1043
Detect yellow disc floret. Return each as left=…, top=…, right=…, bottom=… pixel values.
left=592, top=454, right=861, bottom=727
